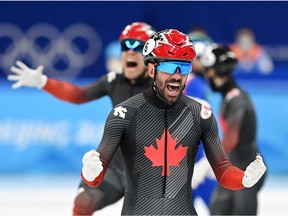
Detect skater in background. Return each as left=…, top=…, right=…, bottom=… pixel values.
left=104, top=40, right=122, bottom=74
left=201, top=44, right=267, bottom=215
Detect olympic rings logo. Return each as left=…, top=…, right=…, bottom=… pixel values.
left=0, top=23, right=102, bottom=79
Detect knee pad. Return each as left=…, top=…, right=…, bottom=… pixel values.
left=73, top=189, right=96, bottom=216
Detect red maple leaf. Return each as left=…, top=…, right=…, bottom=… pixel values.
left=144, top=129, right=187, bottom=176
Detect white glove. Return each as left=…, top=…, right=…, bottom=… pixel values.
left=82, top=150, right=103, bottom=182
left=8, top=61, right=48, bottom=89
left=192, top=156, right=215, bottom=189
left=242, top=155, right=266, bottom=188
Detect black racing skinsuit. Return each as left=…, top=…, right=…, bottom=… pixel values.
left=84, top=87, right=247, bottom=215
left=210, top=79, right=266, bottom=215
left=43, top=71, right=151, bottom=215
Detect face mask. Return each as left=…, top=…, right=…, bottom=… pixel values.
left=237, top=36, right=253, bottom=51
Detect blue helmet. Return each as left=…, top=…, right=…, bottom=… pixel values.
left=104, top=40, right=121, bottom=60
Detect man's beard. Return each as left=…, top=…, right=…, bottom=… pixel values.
left=154, top=78, right=185, bottom=104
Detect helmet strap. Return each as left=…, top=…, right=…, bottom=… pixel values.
left=152, top=64, right=158, bottom=92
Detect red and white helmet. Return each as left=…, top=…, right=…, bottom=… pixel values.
left=143, top=29, right=196, bottom=65
left=119, top=22, right=156, bottom=43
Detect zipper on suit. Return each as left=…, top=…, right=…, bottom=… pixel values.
left=162, top=107, right=168, bottom=197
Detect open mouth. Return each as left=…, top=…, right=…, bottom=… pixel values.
left=167, top=83, right=180, bottom=94
left=126, top=61, right=138, bottom=68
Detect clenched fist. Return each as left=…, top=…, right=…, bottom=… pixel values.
left=82, top=150, right=104, bottom=182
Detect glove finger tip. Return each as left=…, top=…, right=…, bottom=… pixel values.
left=256, top=155, right=263, bottom=161
left=12, top=84, right=21, bottom=89
left=37, top=65, right=44, bottom=71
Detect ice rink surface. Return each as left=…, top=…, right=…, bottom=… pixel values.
left=0, top=174, right=287, bottom=216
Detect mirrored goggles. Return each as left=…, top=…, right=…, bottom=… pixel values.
left=157, top=61, right=192, bottom=75
left=121, top=39, right=144, bottom=53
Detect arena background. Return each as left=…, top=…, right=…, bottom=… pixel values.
left=0, top=1, right=288, bottom=215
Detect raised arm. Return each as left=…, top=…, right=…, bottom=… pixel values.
left=9, top=61, right=108, bottom=104
left=43, top=77, right=108, bottom=104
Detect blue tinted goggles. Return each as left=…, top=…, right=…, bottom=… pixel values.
left=121, top=39, right=144, bottom=53
left=157, top=61, right=192, bottom=75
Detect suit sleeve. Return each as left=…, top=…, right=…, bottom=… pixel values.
left=200, top=108, right=244, bottom=190
left=221, top=98, right=246, bottom=153
left=82, top=105, right=131, bottom=187
left=43, top=75, right=109, bottom=104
